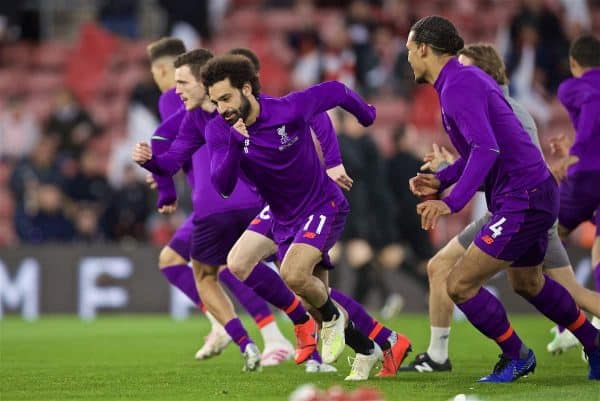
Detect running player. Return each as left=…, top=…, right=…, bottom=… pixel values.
left=406, top=16, right=600, bottom=382
left=135, top=49, right=320, bottom=371
left=146, top=37, right=294, bottom=364
left=401, top=43, right=600, bottom=373
left=200, top=55, right=400, bottom=380
left=225, top=47, right=412, bottom=378
left=551, top=34, right=600, bottom=350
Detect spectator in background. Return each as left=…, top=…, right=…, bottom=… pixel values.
left=97, top=0, right=139, bottom=39
left=0, top=95, right=41, bottom=161
left=0, top=159, right=17, bottom=246
left=46, top=89, right=100, bottom=159
left=17, top=182, right=75, bottom=243
left=386, top=124, right=433, bottom=291
left=104, top=165, right=151, bottom=241
left=108, top=67, right=161, bottom=188
left=506, top=0, right=571, bottom=125
left=158, top=0, right=212, bottom=49
left=66, top=148, right=112, bottom=241
left=288, top=1, right=323, bottom=89
left=345, top=0, right=377, bottom=93
left=320, top=14, right=356, bottom=88
left=333, top=111, right=399, bottom=306
left=362, top=24, right=414, bottom=97
left=9, top=134, right=66, bottom=241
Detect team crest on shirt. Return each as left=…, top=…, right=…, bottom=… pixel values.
left=277, top=125, right=298, bottom=151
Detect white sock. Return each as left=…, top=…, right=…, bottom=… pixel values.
left=205, top=311, right=221, bottom=329
left=427, top=326, right=450, bottom=364
left=260, top=321, right=287, bottom=344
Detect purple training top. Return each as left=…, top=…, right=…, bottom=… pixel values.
left=557, top=68, right=600, bottom=177
left=144, top=107, right=262, bottom=218
left=434, top=58, right=551, bottom=213
left=205, top=81, right=375, bottom=227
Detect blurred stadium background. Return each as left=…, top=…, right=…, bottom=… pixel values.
left=0, top=0, right=598, bottom=319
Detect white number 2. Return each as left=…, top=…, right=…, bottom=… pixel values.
left=303, top=214, right=327, bottom=234
left=489, top=217, right=506, bottom=238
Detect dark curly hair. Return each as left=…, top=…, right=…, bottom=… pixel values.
left=173, top=49, right=214, bottom=82
left=570, top=34, right=600, bottom=68
left=201, top=55, right=261, bottom=97
left=227, top=48, right=260, bottom=72
left=411, top=16, right=464, bottom=55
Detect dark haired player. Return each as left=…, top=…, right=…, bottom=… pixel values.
left=406, top=16, right=600, bottom=382
left=553, top=34, right=600, bottom=345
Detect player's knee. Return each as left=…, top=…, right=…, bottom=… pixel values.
left=510, top=272, right=544, bottom=298
left=280, top=266, right=306, bottom=294
left=192, top=262, right=218, bottom=283
left=446, top=273, right=474, bottom=304
left=158, top=247, right=185, bottom=269
left=226, top=252, right=253, bottom=281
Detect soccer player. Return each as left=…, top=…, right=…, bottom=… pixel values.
left=146, top=38, right=300, bottom=365
left=400, top=43, right=600, bottom=373
left=135, top=49, right=324, bottom=371
left=551, top=34, right=600, bottom=346
left=224, top=47, right=412, bottom=378
left=405, top=16, right=600, bottom=382
left=199, top=55, right=395, bottom=380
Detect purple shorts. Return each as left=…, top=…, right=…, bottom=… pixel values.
left=272, top=199, right=349, bottom=269
left=167, top=214, right=194, bottom=260
left=559, top=173, right=600, bottom=236
left=474, top=176, right=559, bottom=267
left=246, top=205, right=275, bottom=239
left=191, top=207, right=262, bottom=266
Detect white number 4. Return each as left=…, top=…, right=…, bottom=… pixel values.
left=489, top=217, right=506, bottom=238
left=303, top=214, right=327, bottom=234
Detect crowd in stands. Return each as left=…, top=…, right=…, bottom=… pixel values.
left=1, top=1, right=598, bottom=291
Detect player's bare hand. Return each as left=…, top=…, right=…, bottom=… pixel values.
left=409, top=173, right=440, bottom=196
left=549, top=134, right=572, bottom=157
left=551, top=155, right=579, bottom=182
left=416, top=200, right=450, bottom=230
left=133, top=142, right=152, bottom=164
left=158, top=201, right=177, bottom=214
left=327, top=164, right=353, bottom=191
left=421, top=143, right=455, bottom=172
left=146, top=174, right=157, bottom=190
left=233, top=119, right=249, bottom=137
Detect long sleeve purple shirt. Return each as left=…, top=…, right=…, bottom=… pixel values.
left=205, top=81, right=375, bottom=227
left=557, top=68, right=600, bottom=177
left=433, top=58, right=550, bottom=213
left=144, top=107, right=262, bottom=218
left=151, top=88, right=188, bottom=208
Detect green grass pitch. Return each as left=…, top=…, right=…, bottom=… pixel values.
left=1, top=314, right=597, bottom=401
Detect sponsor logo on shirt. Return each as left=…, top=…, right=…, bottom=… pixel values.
left=250, top=218, right=262, bottom=225
left=277, top=125, right=298, bottom=151
left=482, top=235, right=494, bottom=245
left=303, top=232, right=317, bottom=239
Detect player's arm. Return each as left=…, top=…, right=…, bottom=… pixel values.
left=435, top=156, right=466, bottom=193
left=569, top=100, right=597, bottom=159
left=557, top=78, right=582, bottom=122
left=139, top=112, right=205, bottom=177
left=286, top=81, right=376, bottom=127
left=440, top=87, right=499, bottom=213
left=206, top=118, right=245, bottom=198
left=309, top=112, right=353, bottom=191
left=150, top=110, right=186, bottom=209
